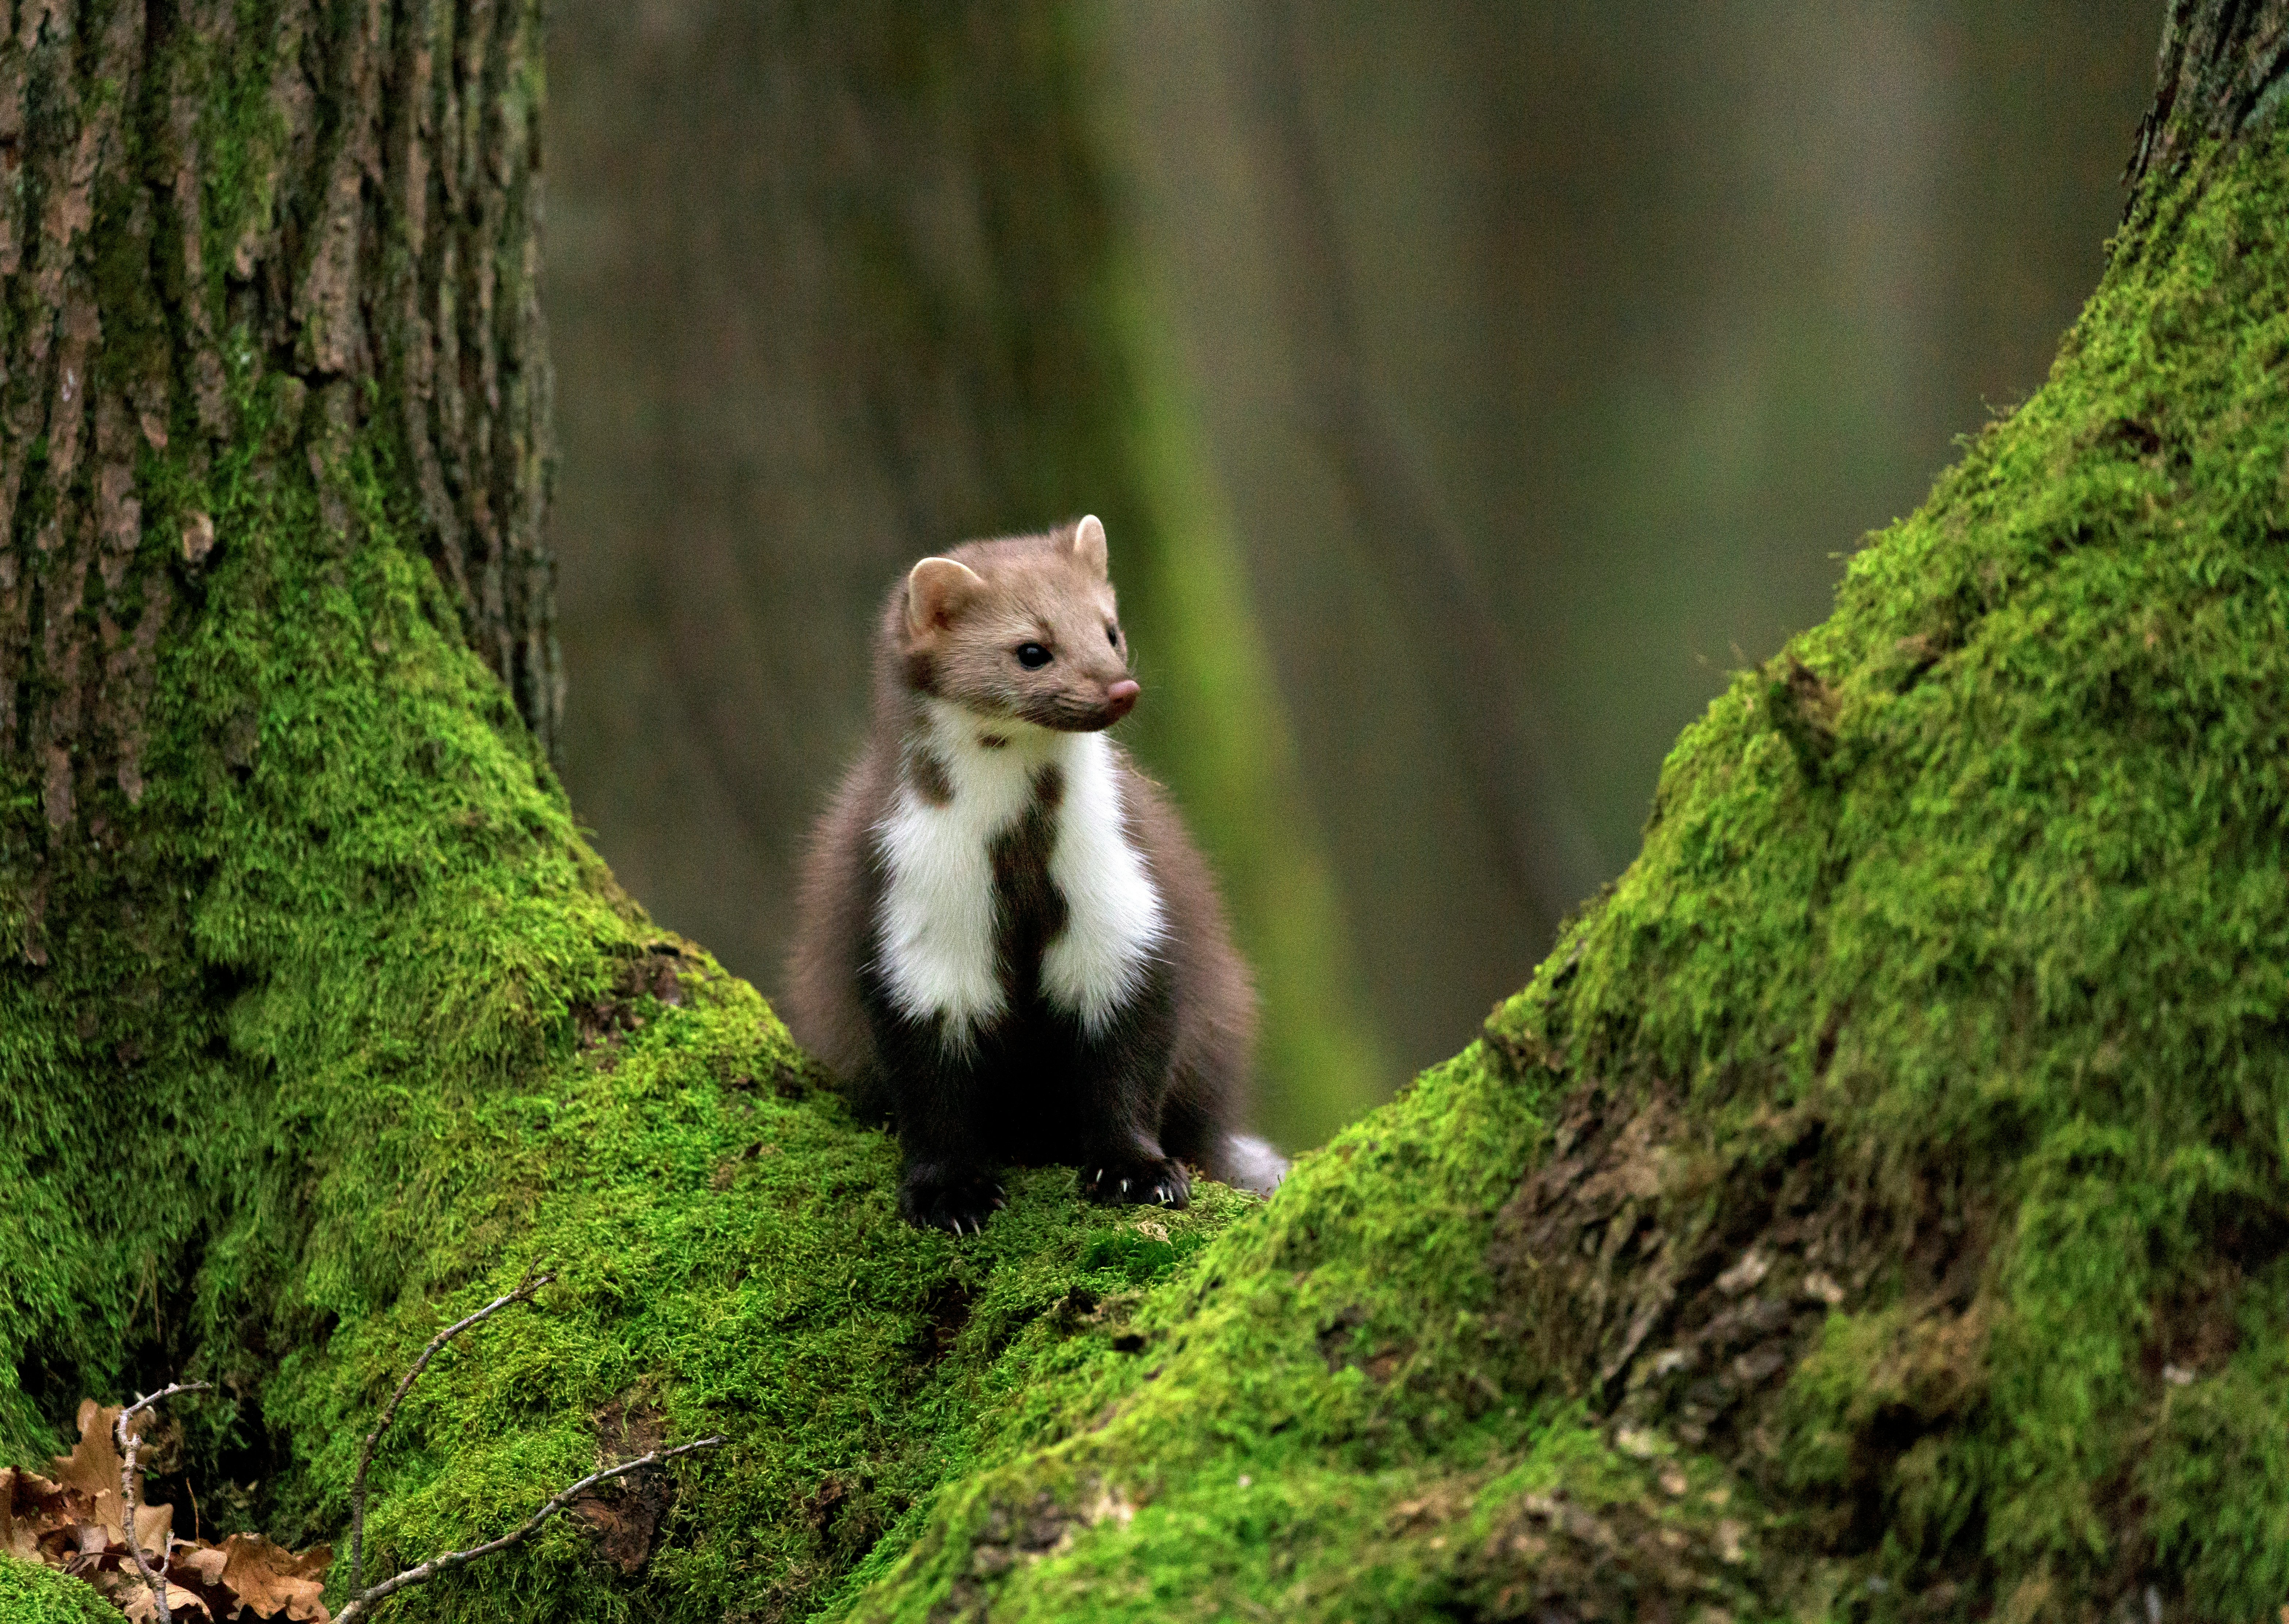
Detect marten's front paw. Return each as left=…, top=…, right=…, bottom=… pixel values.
left=901, top=1169, right=1007, bottom=1235
left=1081, top=1154, right=1191, bottom=1209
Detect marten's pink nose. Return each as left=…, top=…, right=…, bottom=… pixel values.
left=1105, top=679, right=1140, bottom=720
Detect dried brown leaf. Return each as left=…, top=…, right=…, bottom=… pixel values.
left=0, top=1466, right=87, bottom=1560
left=133, top=1501, right=173, bottom=1558
left=214, top=1532, right=333, bottom=1621
left=120, top=1580, right=210, bottom=1623
left=51, top=1400, right=130, bottom=1541
left=176, top=1544, right=228, bottom=1584
left=50, top=1399, right=172, bottom=1552
left=24, top=1400, right=344, bottom=1621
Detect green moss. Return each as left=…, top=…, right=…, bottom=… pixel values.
left=0, top=319, right=1263, bottom=1624
left=0, top=1558, right=120, bottom=1624
left=832, top=1045, right=1543, bottom=1619
left=829, top=1044, right=1767, bottom=1621
left=2139, top=1267, right=2289, bottom=1615
left=1552, top=124, right=2289, bottom=1612
left=192, top=0, right=294, bottom=307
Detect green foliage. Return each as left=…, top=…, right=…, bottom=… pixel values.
left=0, top=1558, right=118, bottom=1624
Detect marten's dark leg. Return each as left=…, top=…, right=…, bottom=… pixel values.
left=1156, top=1071, right=1219, bottom=1169
left=1072, top=971, right=1188, bottom=1208
left=869, top=1007, right=1007, bottom=1234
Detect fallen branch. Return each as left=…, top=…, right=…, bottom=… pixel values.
left=332, top=1435, right=727, bottom=1624
left=114, top=1382, right=213, bottom=1624
left=335, top=1263, right=724, bottom=1620
left=77, top=1271, right=727, bottom=1624
left=348, top=1267, right=556, bottom=1593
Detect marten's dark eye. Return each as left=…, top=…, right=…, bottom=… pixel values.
left=1106, top=623, right=1121, bottom=648
left=1016, top=642, right=1052, bottom=670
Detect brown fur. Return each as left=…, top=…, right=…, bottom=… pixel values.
left=784, top=518, right=1272, bottom=1231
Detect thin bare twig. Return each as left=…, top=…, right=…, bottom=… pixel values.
left=115, top=1382, right=213, bottom=1624
left=349, top=1268, right=556, bottom=1592
left=333, top=1435, right=727, bottom=1624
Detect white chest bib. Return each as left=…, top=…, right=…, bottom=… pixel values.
left=873, top=703, right=1165, bottom=1045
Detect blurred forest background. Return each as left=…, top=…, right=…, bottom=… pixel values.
left=540, top=1, right=2156, bottom=1152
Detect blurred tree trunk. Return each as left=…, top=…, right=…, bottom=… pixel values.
left=544, top=0, right=1387, bottom=1144
left=1239, top=0, right=1604, bottom=939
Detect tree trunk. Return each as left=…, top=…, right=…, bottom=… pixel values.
left=1236, top=0, right=1606, bottom=940
left=3, top=0, right=556, bottom=1447
left=5, top=1, right=2287, bottom=1621
left=0, top=0, right=559, bottom=814
left=2127, top=0, right=2289, bottom=198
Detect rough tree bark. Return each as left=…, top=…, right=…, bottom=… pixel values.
left=4, top=0, right=2287, bottom=1621
left=0, top=0, right=559, bottom=812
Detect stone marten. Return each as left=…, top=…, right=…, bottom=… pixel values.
left=785, top=516, right=1287, bottom=1233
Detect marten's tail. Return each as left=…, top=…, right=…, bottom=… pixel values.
left=1205, top=1133, right=1289, bottom=1196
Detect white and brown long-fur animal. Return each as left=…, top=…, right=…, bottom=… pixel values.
left=785, top=515, right=1286, bottom=1233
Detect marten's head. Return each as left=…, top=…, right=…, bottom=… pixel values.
left=892, top=515, right=1139, bottom=733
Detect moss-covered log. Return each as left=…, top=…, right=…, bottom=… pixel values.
left=5, top=0, right=2289, bottom=1621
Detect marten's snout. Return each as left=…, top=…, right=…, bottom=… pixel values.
left=1104, top=679, right=1140, bottom=721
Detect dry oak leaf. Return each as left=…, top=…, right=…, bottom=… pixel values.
left=17, top=1398, right=335, bottom=1621
left=119, top=1579, right=211, bottom=1623
left=214, top=1532, right=333, bottom=1621
left=0, top=1466, right=89, bottom=1560
left=176, top=1544, right=230, bottom=1585
left=51, top=1399, right=173, bottom=1553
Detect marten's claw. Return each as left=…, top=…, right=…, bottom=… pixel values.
left=902, top=1168, right=1004, bottom=1234
left=1081, top=1154, right=1191, bottom=1210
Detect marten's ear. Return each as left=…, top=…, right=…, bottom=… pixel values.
left=906, top=557, right=985, bottom=637
left=1071, top=514, right=1108, bottom=579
